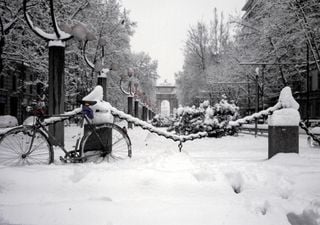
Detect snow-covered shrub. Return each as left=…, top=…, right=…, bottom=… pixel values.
left=151, top=115, right=174, bottom=127
left=168, top=98, right=239, bottom=137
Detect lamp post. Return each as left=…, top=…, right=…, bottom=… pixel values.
left=23, top=0, right=75, bottom=146
left=120, top=68, right=139, bottom=128
left=83, top=40, right=117, bottom=101
left=306, top=43, right=310, bottom=125
left=254, top=67, right=260, bottom=137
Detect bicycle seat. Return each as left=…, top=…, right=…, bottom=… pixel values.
left=78, top=100, right=97, bottom=106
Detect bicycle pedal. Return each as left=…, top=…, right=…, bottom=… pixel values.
left=59, top=156, right=67, bottom=163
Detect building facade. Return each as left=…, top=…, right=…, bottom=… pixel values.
left=294, top=63, right=320, bottom=120
left=0, top=62, right=43, bottom=123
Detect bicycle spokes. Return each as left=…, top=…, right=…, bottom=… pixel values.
left=0, top=127, right=53, bottom=166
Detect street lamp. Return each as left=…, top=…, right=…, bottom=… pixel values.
left=255, top=67, right=260, bottom=113
left=82, top=39, right=120, bottom=101
left=120, top=68, right=140, bottom=128
left=23, top=0, right=75, bottom=146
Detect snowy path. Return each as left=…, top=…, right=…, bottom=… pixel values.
left=0, top=126, right=320, bottom=225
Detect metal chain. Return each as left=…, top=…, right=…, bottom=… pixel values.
left=110, top=106, right=208, bottom=145
left=299, top=121, right=320, bottom=145
left=111, top=103, right=283, bottom=145
left=229, top=103, right=320, bottom=145
left=228, top=102, right=282, bottom=128
left=178, top=142, right=183, bottom=152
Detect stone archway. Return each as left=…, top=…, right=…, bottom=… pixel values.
left=160, top=100, right=170, bottom=117
left=156, top=81, right=178, bottom=115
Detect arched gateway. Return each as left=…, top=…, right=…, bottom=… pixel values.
left=156, top=81, right=178, bottom=116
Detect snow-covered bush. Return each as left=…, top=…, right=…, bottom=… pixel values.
left=151, top=115, right=174, bottom=127
left=168, top=98, right=239, bottom=137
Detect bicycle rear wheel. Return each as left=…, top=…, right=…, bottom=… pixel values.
left=0, top=126, right=54, bottom=166
left=80, top=123, right=132, bottom=163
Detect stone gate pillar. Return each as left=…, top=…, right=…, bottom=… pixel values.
left=268, top=87, right=300, bottom=159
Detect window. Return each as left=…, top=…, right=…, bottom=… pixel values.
left=0, top=75, right=4, bottom=89
left=12, top=76, right=17, bottom=91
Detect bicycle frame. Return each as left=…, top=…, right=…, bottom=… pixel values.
left=26, top=112, right=111, bottom=163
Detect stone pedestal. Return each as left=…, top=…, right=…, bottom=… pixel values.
left=83, top=124, right=112, bottom=154
left=268, top=126, right=299, bottom=159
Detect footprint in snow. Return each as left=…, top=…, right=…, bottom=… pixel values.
left=69, top=167, right=90, bottom=183
left=225, top=172, right=244, bottom=194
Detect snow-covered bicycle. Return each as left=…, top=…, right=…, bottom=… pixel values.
left=0, top=99, right=132, bottom=166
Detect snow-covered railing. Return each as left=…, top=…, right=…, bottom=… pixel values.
left=299, top=121, right=320, bottom=145
left=41, top=107, right=82, bottom=126
left=110, top=106, right=208, bottom=144
left=0, top=108, right=82, bottom=136
left=228, top=103, right=281, bottom=128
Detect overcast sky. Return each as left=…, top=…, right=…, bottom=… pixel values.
left=121, top=0, right=247, bottom=84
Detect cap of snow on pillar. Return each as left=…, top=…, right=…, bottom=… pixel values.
left=82, top=85, right=113, bottom=124
left=268, top=87, right=300, bottom=126
left=82, top=85, right=104, bottom=102
left=279, top=86, right=299, bottom=110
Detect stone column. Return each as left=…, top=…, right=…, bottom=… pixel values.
left=48, top=41, right=65, bottom=146
left=134, top=100, right=139, bottom=118
left=127, top=96, right=133, bottom=128
left=142, top=105, right=147, bottom=121
left=97, top=77, right=107, bottom=100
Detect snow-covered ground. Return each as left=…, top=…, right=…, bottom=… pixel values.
left=0, top=125, right=319, bottom=225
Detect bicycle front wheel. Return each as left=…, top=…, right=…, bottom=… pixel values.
left=0, top=126, right=54, bottom=166
left=80, top=123, right=132, bottom=163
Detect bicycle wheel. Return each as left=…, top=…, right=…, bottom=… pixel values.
left=80, top=123, right=132, bottom=163
left=0, top=126, right=54, bottom=166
